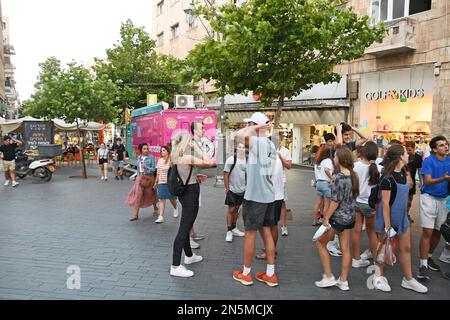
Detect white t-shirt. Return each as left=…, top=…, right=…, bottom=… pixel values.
left=314, top=158, right=333, bottom=181
left=354, top=161, right=383, bottom=204
left=224, top=155, right=246, bottom=194
left=277, top=147, right=292, bottom=183
left=272, top=156, right=285, bottom=201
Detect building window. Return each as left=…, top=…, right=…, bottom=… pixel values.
left=371, top=0, right=431, bottom=22
left=171, top=23, right=180, bottom=39
left=157, top=1, right=164, bottom=15
left=157, top=32, right=164, bottom=46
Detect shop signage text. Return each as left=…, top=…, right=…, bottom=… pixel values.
left=365, top=88, right=425, bottom=101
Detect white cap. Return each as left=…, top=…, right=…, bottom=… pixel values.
left=244, top=112, right=269, bottom=125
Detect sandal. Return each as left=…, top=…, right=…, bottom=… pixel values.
left=129, top=216, right=139, bottom=221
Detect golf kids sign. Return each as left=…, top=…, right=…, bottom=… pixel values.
left=365, top=88, right=425, bottom=101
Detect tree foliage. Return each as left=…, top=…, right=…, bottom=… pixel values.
left=24, top=57, right=119, bottom=178
left=187, top=0, right=387, bottom=125
left=93, top=20, right=193, bottom=120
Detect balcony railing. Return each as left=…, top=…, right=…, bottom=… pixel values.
left=366, top=17, right=416, bottom=57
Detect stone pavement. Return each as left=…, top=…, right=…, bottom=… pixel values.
left=0, top=165, right=449, bottom=300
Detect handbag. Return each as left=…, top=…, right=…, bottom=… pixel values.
left=375, top=234, right=396, bottom=266
left=139, top=174, right=153, bottom=189
left=167, top=165, right=193, bottom=196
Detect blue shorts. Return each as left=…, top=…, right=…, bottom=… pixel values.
left=112, top=160, right=124, bottom=168
left=316, top=180, right=331, bottom=198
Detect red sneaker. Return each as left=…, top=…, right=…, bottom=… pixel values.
left=255, top=272, right=278, bottom=287
left=232, top=270, right=253, bottom=286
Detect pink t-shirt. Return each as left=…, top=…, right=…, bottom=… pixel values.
left=157, top=158, right=171, bottom=184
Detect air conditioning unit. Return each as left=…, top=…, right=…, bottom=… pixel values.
left=175, top=95, right=195, bottom=109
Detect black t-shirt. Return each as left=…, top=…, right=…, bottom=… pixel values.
left=0, top=143, right=18, bottom=161
left=380, top=171, right=407, bottom=206
left=405, top=153, right=422, bottom=188
left=112, top=144, right=126, bottom=161
left=343, top=141, right=357, bottom=152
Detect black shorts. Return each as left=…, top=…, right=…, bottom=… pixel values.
left=225, top=191, right=244, bottom=207
left=273, top=200, right=284, bottom=226
left=242, top=200, right=275, bottom=231
left=99, top=159, right=108, bottom=165
left=330, top=218, right=355, bottom=232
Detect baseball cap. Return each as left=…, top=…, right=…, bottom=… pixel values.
left=244, top=112, right=269, bottom=125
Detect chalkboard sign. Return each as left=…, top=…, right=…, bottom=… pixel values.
left=23, top=121, right=54, bottom=150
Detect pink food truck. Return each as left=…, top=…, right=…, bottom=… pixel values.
left=127, top=103, right=217, bottom=162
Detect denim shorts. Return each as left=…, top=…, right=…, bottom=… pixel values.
left=355, top=202, right=375, bottom=218
left=316, top=180, right=331, bottom=198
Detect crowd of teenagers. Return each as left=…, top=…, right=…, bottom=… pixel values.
left=119, top=112, right=449, bottom=293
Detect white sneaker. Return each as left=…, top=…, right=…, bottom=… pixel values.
left=315, top=274, right=337, bottom=288
left=335, top=278, right=350, bottom=291
left=104, top=176, right=108, bottom=181
left=190, top=238, right=200, bottom=249
left=155, top=216, right=165, bottom=224
left=184, top=253, right=203, bottom=265
left=352, top=258, right=371, bottom=268
left=327, top=242, right=342, bottom=257
left=231, top=227, right=245, bottom=237
left=361, top=249, right=373, bottom=260
left=439, top=250, right=450, bottom=264
left=226, top=231, right=233, bottom=243
left=281, top=226, right=288, bottom=236
left=170, top=265, right=194, bottom=278
left=373, top=275, right=391, bottom=292
left=101, top=176, right=105, bottom=180
left=401, top=277, right=428, bottom=294
left=11, top=181, right=19, bottom=187
left=3, top=180, right=10, bottom=186
left=173, top=207, right=179, bottom=218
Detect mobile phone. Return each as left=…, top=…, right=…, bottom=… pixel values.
left=388, top=228, right=397, bottom=237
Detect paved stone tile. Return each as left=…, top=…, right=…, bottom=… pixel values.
left=0, top=165, right=449, bottom=300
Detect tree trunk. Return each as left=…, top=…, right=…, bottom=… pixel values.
left=274, top=90, right=285, bottom=128
left=77, top=121, right=87, bottom=179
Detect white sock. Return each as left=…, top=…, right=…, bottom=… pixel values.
left=243, top=265, right=251, bottom=276
left=266, top=264, right=275, bottom=277
left=420, top=259, right=428, bottom=268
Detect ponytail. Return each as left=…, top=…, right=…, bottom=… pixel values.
left=350, top=169, right=360, bottom=199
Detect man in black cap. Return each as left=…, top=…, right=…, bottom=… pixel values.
left=0, top=135, right=22, bottom=187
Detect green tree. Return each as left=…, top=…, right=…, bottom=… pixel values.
left=94, top=20, right=193, bottom=123
left=24, top=57, right=118, bottom=178
left=187, top=0, right=386, bottom=125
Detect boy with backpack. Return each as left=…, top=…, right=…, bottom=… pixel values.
left=224, top=141, right=247, bottom=242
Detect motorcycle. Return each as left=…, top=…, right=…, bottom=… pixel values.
left=15, top=149, right=56, bottom=182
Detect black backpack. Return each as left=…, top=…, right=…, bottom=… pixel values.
left=167, top=165, right=193, bottom=196
left=368, top=175, right=393, bottom=209
left=441, top=212, right=450, bottom=243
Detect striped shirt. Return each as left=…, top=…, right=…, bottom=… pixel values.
left=157, top=158, right=171, bottom=184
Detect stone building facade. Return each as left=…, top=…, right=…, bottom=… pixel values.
left=335, top=0, right=449, bottom=139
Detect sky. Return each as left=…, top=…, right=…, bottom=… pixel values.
left=2, top=0, right=153, bottom=101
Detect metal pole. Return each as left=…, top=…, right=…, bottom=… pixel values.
left=214, top=96, right=225, bottom=187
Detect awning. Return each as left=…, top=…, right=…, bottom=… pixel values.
left=53, top=119, right=105, bottom=131
left=0, top=117, right=106, bottom=135
left=226, top=108, right=348, bottom=125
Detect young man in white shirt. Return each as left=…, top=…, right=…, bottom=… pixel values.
left=224, top=141, right=246, bottom=242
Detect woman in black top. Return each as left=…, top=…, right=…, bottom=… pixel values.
left=372, top=144, right=428, bottom=294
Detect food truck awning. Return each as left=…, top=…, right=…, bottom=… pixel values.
left=0, top=117, right=105, bottom=134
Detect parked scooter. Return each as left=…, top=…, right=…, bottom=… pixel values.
left=15, top=149, right=55, bottom=182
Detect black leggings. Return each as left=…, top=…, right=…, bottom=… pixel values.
left=172, top=183, right=200, bottom=266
